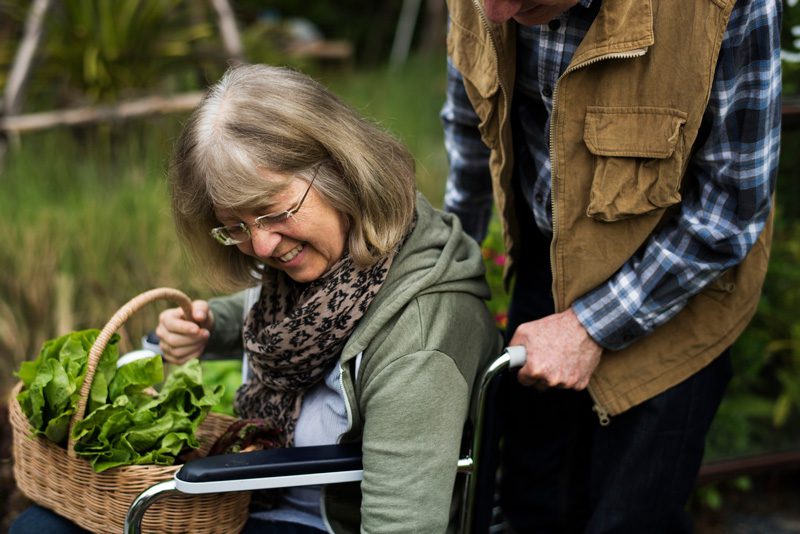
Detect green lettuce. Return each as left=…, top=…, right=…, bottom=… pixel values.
left=71, top=358, right=223, bottom=472
left=16, top=329, right=119, bottom=445
left=17, top=331, right=223, bottom=473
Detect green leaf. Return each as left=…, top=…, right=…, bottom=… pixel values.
left=108, top=355, right=163, bottom=400
left=43, top=411, right=73, bottom=444
left=773, top=394, right=792, bottom=427
left=733, top=476, right=752, bottom=492
left=124, top=413, right=174, bottom=452
left=73, top=358, right=222, bottom=472
left=15, top=329, right=119, bottom=445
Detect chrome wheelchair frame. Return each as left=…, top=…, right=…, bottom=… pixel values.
left=124, top=346, right=525, bottom=534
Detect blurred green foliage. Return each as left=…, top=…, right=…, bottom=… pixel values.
left=0, top=0, right=424, bottom=111
left=42, top=0, right=215, bottom=103
left=781, top=0, right=800, bottom=93
left=230, top=0, right=406, bottom=66
left=0, top=0, right=225, bottom=107
left=0, top=0, right=797, bottom=464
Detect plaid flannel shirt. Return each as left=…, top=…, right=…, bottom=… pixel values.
left=441, top=0, right=782, bottom=350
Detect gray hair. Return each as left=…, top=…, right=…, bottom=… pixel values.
left=170, top=64, right=417, bottom=291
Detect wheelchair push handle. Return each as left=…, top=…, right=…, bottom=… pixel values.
left=504, top=345, right=526, bottom=368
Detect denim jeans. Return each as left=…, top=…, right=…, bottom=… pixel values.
left=10, top=504, right=324, bottom=534
left=9, top=505, right=90, bottom=534
left=498, top=218, right=732, bottom=533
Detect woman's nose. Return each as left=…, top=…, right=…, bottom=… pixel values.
left=249, top=226, right=281, bottom=258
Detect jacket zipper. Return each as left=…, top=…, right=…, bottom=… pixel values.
left=549, top=48, right=648, bottom=427
left=320, top=359, right=357, bottom=533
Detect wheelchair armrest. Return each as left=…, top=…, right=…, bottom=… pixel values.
left=174, top=443, right=364, bottom=494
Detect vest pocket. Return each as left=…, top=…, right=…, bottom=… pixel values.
left=583, top=107, right=688, bottom=222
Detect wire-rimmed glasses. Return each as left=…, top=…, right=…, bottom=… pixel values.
left=209, top=167, right=319, bottom=246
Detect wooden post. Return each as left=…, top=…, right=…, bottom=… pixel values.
left=208, top=0, right=246, bottom=65
left=390, top=0, right=423, bottom=67
left=1, top=0, right=52, bottom=166
left=3, top=0, right=51, bottom=116
left=0, top=92, right=205, bottom=134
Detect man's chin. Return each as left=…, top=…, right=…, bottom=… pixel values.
left=513, top=7, right=564, bottom=26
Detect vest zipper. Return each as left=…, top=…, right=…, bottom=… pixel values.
left=548, top=48, right=647, bottom=428
left=591, top=401, right=611, bottom=427
left=548, top=47, right=648, bottom=297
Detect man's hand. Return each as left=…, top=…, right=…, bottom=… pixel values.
left=509, top=307, right=602, bottom=390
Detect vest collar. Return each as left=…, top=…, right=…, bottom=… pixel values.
left=570, top=0, right=654, bottom=68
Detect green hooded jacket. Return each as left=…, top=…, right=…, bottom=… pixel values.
left=207, top=193, right=502, bottom=532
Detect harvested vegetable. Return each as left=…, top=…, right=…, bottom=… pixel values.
left=16, top=329, right=118, bottom=445
left=72, top=358, right=222, bottom=471
left=208, top=418, right=283, bottom=455
left=16, top=329, right=223, bottom=472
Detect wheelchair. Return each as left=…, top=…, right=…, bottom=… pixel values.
left=124, top=345, right=526, bottom=534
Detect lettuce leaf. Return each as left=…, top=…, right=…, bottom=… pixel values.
left=16, top=329, right=119, bottom=445
left=71, top=358, right=223, bottom=472
left=17, top=331, right=223, bottom=473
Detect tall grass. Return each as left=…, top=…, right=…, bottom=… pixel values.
left=0, top=54, right=451, bottom=397
left=0, top=121, right=206, bottom=395
left=322, top=53, right=450, bottom=206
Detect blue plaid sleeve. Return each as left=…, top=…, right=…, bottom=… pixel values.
left=573, top=0, right=782, bottom=350
left=441, top=57, right=494, bottom=243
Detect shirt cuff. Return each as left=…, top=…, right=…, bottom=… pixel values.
left=205, top=294, right=246, bottom=356
left=572, top=284, right=650, bottom=351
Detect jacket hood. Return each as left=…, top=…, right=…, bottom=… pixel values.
left=342, top=192, right=490, bottom=361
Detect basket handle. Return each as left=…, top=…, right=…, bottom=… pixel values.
left=67, top=287, right=194, bottom=457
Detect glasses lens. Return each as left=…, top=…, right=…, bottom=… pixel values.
left=210, top=224, right=249, bottom=245
left=255, top=211, right=293, bottom=228
left=253, top=170, right=316, bottom=228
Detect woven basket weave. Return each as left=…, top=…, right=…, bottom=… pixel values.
left=9, top=287, right=251, bottom=534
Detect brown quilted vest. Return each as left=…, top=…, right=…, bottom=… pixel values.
left=446, top=0, right=773, bottom=418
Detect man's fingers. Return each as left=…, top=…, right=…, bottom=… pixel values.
left=518, top=363, right=587, bottom=391
left=518, top=364, right=554, bottom=389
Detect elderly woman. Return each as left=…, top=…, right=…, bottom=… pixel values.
left=9, top=65, right=498, bottom=534
left=157, top=64, right=500, bottom=533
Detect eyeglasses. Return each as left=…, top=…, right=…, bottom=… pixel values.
left=210, top=167, right=319, bottom=246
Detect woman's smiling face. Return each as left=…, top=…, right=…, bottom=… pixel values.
left=213, top=169, right=349, bottom=283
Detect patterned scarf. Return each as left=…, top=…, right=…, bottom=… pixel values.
left=233, top=252, right=393, bottom=446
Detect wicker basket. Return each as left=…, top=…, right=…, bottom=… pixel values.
left=9, top=287, right=251, bottom=534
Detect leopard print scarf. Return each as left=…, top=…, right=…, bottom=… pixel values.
left=233, top=252, right=393, bottom=446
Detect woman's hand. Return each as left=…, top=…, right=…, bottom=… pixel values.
left=155, top=300, right=213, bottom=364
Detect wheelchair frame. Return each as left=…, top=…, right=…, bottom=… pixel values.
left=124, top=346, right=526, bottom=534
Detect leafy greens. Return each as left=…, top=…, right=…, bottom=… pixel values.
left=16, top=329, right=223, bottom=472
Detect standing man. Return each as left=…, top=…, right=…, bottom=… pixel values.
left=442, top=0, right=781, bottom=531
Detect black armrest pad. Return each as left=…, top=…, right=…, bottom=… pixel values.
left=177, top=443, right=363, bottom=483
